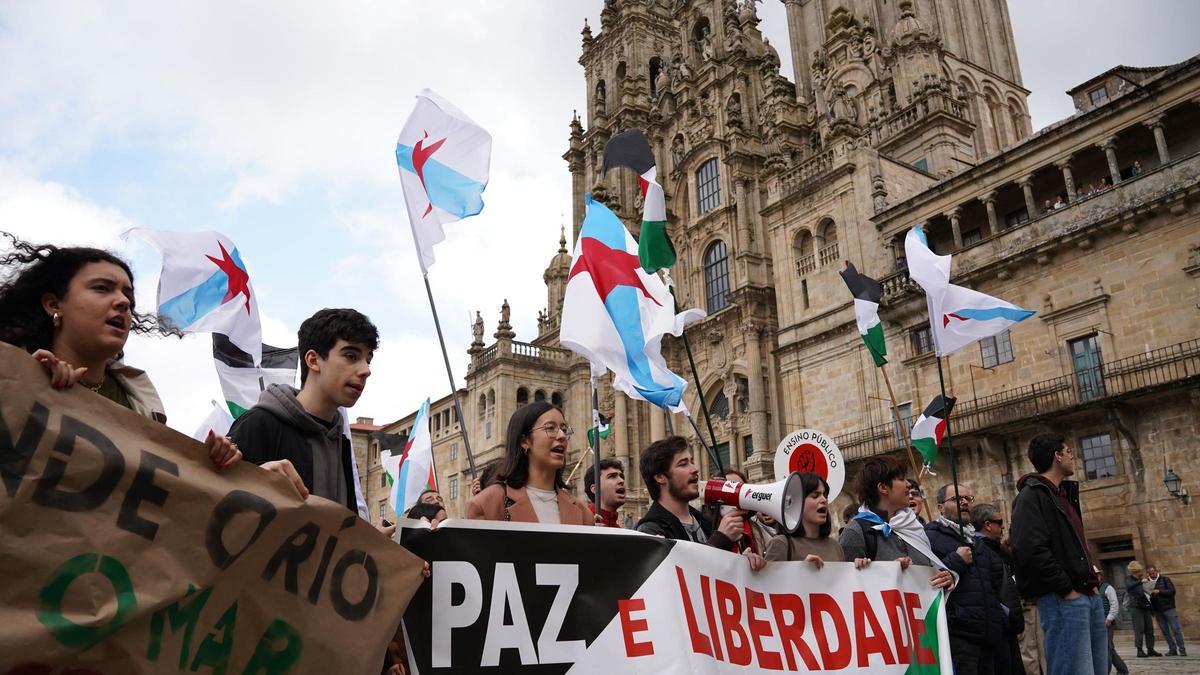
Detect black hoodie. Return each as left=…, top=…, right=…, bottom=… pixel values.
left=1010, top=473, right=1096, bottom=599
left=230, top=384, right=358, bottom=513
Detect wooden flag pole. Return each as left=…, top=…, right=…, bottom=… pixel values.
left=567, top=446, right=594, bottom=486
left=880, top=365, right=933, bottom=522
left=422, top=274, right=478, bottom=480
left=590, top=376, right=603, bottom=512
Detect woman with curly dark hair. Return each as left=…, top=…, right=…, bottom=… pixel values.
left=0, top=231, right=241, bottom=469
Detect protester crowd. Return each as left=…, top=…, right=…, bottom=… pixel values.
left=2, top=232, right=1188, bottom=675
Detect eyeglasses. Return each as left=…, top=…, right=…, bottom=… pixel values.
left=532, top=423, right=574, bottom=439
left=987, top=518, right=1004, bottom=526
left=943, top=495, right=974, bottom=504
left=907, top=490, right=924, bottom=498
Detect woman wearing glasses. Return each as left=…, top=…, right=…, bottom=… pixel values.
left=466, top=400, right=594, bottom=525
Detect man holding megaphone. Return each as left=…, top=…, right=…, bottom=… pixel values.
left=635, top=436, right=768, bottom=572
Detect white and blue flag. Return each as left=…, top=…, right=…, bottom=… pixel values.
left=395, top=89, right=492, bottom=274
left=560, top=195, right=704, bottom=412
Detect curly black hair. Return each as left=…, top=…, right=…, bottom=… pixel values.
left=0, top=231, right=173, bottom=353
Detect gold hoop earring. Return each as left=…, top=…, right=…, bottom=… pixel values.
left=52, top=312, right=62, bottom=328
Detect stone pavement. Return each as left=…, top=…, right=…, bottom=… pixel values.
left=1110, top=629, right=1196, bottom=675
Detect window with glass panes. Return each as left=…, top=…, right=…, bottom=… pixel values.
left=911, top=325, right=933, bottom=355
left=962, top=228, right=983, bottom=246
left=449, top=478, right=459, bottom=500
left=704, top=240, right=730, bottom=312
left=981, top=330, right=1014, bottom=368
left=696, top=158, right=722, bottom=214
left=1079, top=433, right=1117, bottom=480
left=450, top=442, right=458, bottom=460
left=1089, top=86, right=1109, bottom=106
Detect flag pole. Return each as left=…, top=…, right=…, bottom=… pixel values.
left=685, top=412, right=725, bottom=477
left=567, top=446, right=594, bottom=486
left=880, top=365, right=933, bottom=522
left=663, top=273, right=719, bottom=454
left=591, top=376, right=602, bottom=512
left=422, top=273, right=478, bottom=480
left=935, top=355, right=965, bottom=538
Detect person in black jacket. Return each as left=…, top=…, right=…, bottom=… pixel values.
left=972, top=502, right=1026, bottom=674
left=1125, top=561, right=1161, bottom=657
left=230, top=308, right=381, bottom=528
left=1147, top=565, right=1186, bottom=656
left=1011, top=432, right=1107, bottom=675
left=925, top=482, right=1004, bottom=675
left=634, top=436, right=766, bottom=571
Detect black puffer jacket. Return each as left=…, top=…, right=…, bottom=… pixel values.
left=1125, top=575, right=1153, bottom=610
left=925, top=520, right=1005, bottom=646
left=1011, top=473, right=1095, bottom=599
left=977, top=535, right=1025, bottom=636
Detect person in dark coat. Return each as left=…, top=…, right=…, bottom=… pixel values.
left=1011, top=433, right=1108, bottom=674
left=972, top=502, right=1027, bottom=674
left=925, top=483, right=1005, bottom=675
left=1147, top=565, right=1185, bottom=656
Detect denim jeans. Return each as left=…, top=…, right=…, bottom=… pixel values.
left=1153, top=608, right=1186, bottom=653
left=1037, top=592, right=1108, bottom=675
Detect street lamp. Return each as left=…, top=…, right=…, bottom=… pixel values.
left=1164, top=468, right=1190, bottom=505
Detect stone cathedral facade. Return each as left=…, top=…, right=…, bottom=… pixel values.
left=365, top=0, right=1200, bottom=630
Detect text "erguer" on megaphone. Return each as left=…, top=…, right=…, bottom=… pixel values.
left=701, top=472, right=805, bottom=536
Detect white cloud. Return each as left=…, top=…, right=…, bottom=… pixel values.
left=0, top=168, right=129, bottom=248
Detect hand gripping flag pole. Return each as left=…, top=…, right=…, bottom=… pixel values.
left=396, top=89, right=493, bottom=480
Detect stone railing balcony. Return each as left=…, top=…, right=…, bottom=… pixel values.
left=513, top=340, right=570, bottom=365
left=836, top=338, right=1200, bottom=461
left=950, top=151, right=1200, bottom=278
left=474, top=344, right=497, bottom=368
left=872, top=89, right=969, bottom=147
left=818, top=241, right=840, bottom=267
left=879, top=268, right=919, bottom=302
left=774, top=137, right=858, bottom=203
left=795, top=253, right=816, bottom=276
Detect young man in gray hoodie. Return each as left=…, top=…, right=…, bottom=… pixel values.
left=230, top=308, right=381, bottom=527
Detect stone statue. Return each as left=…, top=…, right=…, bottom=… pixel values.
left=500, top=299, right=511, bottom=327
left=831, top=86, right=859, bottom=123
left=671, top=134, right=685, bottom=168
left=725, top=93, right=743, bottom=130
left=654, top=60, right=671, bottom=98
left=594, top=80, right=607, bottom=117
left=737, top=0, right=760, bottom=25
left=472, top=311, right=484, bottom=345
left=698, top=25, right=714, bottom=61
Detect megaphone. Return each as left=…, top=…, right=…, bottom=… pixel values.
left=702, top=472, right=805, bottom=536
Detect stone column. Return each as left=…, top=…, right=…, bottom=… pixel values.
left=734, top=176, right=752, bottom=254
left=648, top=401, right=665, bottom=442
left=1017, top=174, right=1038, bottom=218
left=946, top=207, right=963, bottom=249
left=781, top=0, right=810, bottom=104
left=979, top=191, right=999, bottom=233
left=614, top=390, right=629, bottom=462
left=1145, top=114, right=1170, bottom=165
left=745, top=323, right=768, bottom=469
left=1098, top=136, right=1121, bottom=184
left=1055, top=156, right=1076, bottom=201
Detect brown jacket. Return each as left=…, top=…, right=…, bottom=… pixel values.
left=466, top=483, right=594, bottom=525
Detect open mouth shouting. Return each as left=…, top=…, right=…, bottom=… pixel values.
left=549, top=442, right=567, bottom=463
left=104, top=314, right=129, bottom=336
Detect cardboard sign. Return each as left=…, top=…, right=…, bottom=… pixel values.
left=773, top=429, right=846, bottom=502
left=399, top=520, right=951, bottom=674
left=0, top=343, right=425, bottom=674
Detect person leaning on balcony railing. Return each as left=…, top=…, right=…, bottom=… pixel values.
left=837, top=455, right=955, bottom=591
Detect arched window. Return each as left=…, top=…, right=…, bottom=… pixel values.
left=616, top=61, right=627, bottom=81
left=649, top=57, right=663, bottom=97
left=534, top=389, right=547, bottom=402
left=704, top=240, right=731, bottom=313
left=696, top=158, right=721, bottom=214
left=816, top=218, right=838, bottom=266
left=1007, top=100, right=1024, bottom=140
left=710, top=389, right=730, bottom=420
left=551, top=392, right=564, bottom=407
left=793, top=229, right=815, bottom=276
left=477, top=394, right=486, bottom=421
left=516, top=387, right=529, bottom=406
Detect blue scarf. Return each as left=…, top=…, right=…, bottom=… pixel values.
left=854, top=510, right=892, bottom=538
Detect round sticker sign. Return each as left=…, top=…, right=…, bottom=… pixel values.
left=774, top=429, right=846, bottom=502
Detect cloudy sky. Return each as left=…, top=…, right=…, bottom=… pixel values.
left=2, top=0, right=1197, bottom=435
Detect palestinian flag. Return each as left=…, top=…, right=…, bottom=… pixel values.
left=911, top=395, right=956, bottom=468
left=587, top=412, right=611, bottom=446
left=212, top=333, right=299, bottom=418
left=602, top=129, right=675, bottom=273
left=840, top=262, right=887, bottom=367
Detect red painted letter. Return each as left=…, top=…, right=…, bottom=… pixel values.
left=745, top=589, right=783, bottom=670
left=881, top=589, right=910, bottom=663
left=619, top=598, right=654, bottom=657
left=715, top=580, right=752, bottom=666
left=769, top=593, right=820, bottom=670
left=852, top=591, right=896, bottom=667
left=701, top=575, right=725, bottom=661
left=674, top=566, right=713, bottom=657
left=810, top=593, right=852, bottom=670
left=905, top=592, right=936, bottom=665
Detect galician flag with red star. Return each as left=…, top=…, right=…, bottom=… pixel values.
left=560, top=195, right=705, bottom=412
left=129, top=229, right=262, bottom=365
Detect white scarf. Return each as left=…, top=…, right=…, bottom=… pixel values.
left=936, top=515, right=976, bottom=539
